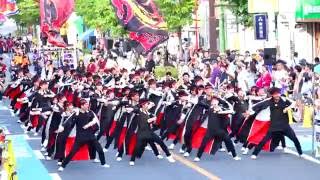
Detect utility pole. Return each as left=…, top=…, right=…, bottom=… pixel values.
left=208, top=0, right=218, bottom=55
left=195, top=0, right=199, bottom=50
left=219, top=4, right=226, bottom=52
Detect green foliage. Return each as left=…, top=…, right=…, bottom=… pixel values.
left=76, top=0, right=194, bottom=36
left=154, top=66, right=178, bottom=79
left=154, top=0, right=195, bottom=32
left=13, top=0, right=40, bottom=26
left=75, top=0, right=126, bottom=37
left=223, top=0, right=253, bottom=27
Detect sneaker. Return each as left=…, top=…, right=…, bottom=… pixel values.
left=183, top=152, right=190, bottom=157
left=17, top=120, right=22, bottom=123
left=242, top=148, right=249, bottom=155
left=179, top=148, right=185, bottom=154
left=219, top=148, right=226, bottom=152
left=240, top=147, right=246, bottom=152
left=276, top=146, right=283, bottom=150
left=116, top=157, right=122, bottom=161
left=20, top=124, right=27, bottom=129
left=129, top=161, right=135, bottom=166
left=58, top=167, right=64, bottom=172
left=194, top=157, right=200, bottom=162
left=42, top=140, right=48, bottom=147
left=46, top=156, right=52, bottom=161
left=283, top=147, right=290, bottom=154
left=34, top=132, right=38, bottom=136
left=166, top=155, right=175, bottom=163
left=251, top=155, right=257, bottom=160
left=103, top=148, right=108, bottom=153
left=168, top=143, right=175, bottom=150
left=93, top=159, right=100, bottom=163
left=145, top=146, right=152, bottom=151
left=157, top=155, right=164, bottom=159
left=299, top=154, right=307, bottom=159
left=102, top=164, right=110, bottom=168
left=44, top=152, right=48, bottom=156
left=57, top=162, right=62, bottom=166
left=233, top=156, right=241, bottom=161
left=228, top=152, right=232, bottom=156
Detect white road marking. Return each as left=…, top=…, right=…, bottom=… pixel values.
left=22, top=134, right=41, bottom=140
left=0, top=106, right=9, bottom=110
left=285, top=148, right=320, bottom=164
left=10, top=110, right=15, bottom=117
left=33, top=150, right=45, bottom=160
left=50, top=173, right=62, bottom=180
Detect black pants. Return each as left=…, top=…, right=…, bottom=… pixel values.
left=161, top=124, right=180, bottom=145
left=197, top=132, right=237, bottom=158
left=97, top=119, right=112, bottom=141
left=270, top=132, right=286, bottom=151
left=104, top=135, right=114, bottom=149
left=184, top=120, right=197, bottom=153
left=252, top=126, right=302, bottom=156
left=117, top=141, right=159, bottom=158
left=230, top=114, right=245, bottom=139
left=62, top=139, right=106, bottom=168
left=131, top=133, right=171, bottom=162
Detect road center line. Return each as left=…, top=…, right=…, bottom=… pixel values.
left=171, top=153, right=221, bottom=180
left=154, top=144, right=220, bottom=179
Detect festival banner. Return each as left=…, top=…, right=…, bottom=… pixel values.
left=40, top=0, right=74, bottom=47
left=111, top=0, right=169, bottom=54
left=0, top=0, right=19, bottom=24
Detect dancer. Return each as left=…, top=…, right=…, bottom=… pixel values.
left=57, top=99, right=110, bottom=171
left=251, top=87, right=304, bottom=159
left=129, top=98, right=175, bottom=166
left=194, top=95, right=241, bottom=162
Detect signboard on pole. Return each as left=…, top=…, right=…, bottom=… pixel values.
left=254, top=14, right=268, bottom=40
left=296, top=0, right=320, bottom=22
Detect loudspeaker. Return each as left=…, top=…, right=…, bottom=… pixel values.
left=264, top=48, right=277, bottom=65
left=89, top=36, right=96, bottom=45
left=122, top=41, right=131, bottom=52
left=106, top=39, right=114, bottom=50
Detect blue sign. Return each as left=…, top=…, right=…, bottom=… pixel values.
left=254, top=14, right=268, bottom=40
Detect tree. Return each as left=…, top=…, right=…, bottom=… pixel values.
left=75, top=0, right=126, bottom=37
left=13, top=0, right=40, bottom=26
left=155, top=0, right=195, bottom=53
left=155, top=0, right=195, bottom=32
left=223, top=0, right=252, bottom=27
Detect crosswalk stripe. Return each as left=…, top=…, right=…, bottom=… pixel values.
left=50, top=173, right=62, bottom=180
left=33, top=150, right=45, bottom=160
left=23, top=134, right=42, bottom=140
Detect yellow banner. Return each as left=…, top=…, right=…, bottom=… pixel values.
left=248, top=0, right=279, bottom=13
left=3, top=140, right=17, bottom=180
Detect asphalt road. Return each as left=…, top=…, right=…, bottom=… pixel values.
left=1, top=101, right=320, bottom=180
